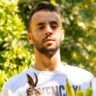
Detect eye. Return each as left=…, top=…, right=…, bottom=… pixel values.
left=50, top=21, right=58, bottom=30
left=38, top=25, right=45, bottom=30
left=51, top=24, right=57, bottom=29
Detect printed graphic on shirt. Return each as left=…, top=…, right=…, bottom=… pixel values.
left=38, top=85, right=77, bottom=96
left=26, top=73, right=42, bottom=96
left=26, top=73, right=78, bottom=96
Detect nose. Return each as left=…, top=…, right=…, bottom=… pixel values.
left=45, top=25, right=53, bottom=36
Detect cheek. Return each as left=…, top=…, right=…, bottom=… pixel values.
left=33, top=29, right=44, bottom=37
left=55, top=31, right=62, bottom=40
left=32, top=32, right=43, bottom=43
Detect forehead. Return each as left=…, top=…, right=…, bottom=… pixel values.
left=31, top=11, right=61, bottom=24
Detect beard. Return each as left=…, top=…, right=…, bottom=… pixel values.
left=32, top=36, right=61, bottom=58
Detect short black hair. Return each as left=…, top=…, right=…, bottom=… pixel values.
left=28, top=1, right=60, bottom=32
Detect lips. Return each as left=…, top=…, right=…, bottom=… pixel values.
left=43, top=38, right=55, bottom=42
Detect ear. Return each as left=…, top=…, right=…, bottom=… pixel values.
left=34, top=73, right=38, bottom=87
left=27, top=32, right=33, bottom=44
left=26, top=74, right=34, bottom=87
left=61, top=29, right=64, bottom=41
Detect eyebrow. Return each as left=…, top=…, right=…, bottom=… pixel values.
left=37, top=22, right=45, bottom=26
left=50, top=21, right=58, bottom=25
left=36, top=21, right=59, bottom=26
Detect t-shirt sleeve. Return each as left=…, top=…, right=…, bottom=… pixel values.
left=1, top=83, right=9, bottom=96
left=92, top=78, right=96, bottom=96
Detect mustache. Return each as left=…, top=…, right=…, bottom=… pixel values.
left=43, top=36, right=56, bottom=42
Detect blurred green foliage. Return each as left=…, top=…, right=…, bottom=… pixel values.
left=0, top=0, right=96, bottom=91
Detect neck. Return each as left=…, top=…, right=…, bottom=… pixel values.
left=33, top=48, right=61, bottom=71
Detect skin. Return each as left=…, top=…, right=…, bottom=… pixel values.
left=28, top=10, right=64, bottom=71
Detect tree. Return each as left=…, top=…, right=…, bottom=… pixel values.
left=0, top=0, right=96, bottom=91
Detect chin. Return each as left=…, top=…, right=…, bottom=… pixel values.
left=45, top=47, right=59, bottom=57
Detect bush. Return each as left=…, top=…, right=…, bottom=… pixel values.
left=0, top=0, right=96, bottom=91
left=0, top=0, right=34, bottom=91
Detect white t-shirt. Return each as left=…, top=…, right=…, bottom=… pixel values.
left=1, top=63, right=96, bottom=96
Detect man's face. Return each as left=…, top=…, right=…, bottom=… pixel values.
left=29, top=11, right=64, bottom=57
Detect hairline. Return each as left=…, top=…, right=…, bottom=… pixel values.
left=28, top=2, right=61, bottom=32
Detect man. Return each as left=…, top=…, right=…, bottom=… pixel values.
left=1, top=1, right=96, bottom=96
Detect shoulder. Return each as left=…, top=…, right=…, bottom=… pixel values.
left=61, top=63, right=94, bottom=85
left=2, top=68, right=35, bottom=92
